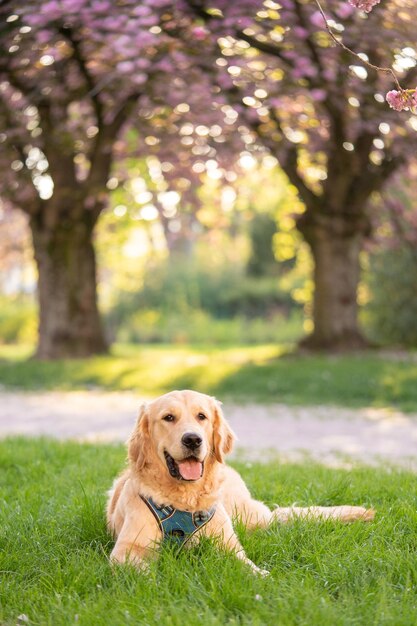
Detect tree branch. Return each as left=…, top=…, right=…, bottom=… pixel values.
left=36, top=99, right=77, bottom=189
left=86, top=91, right=142, bottom=218
left=59, top=25, right=104, bottom=128
left=313, top=0, right=402, bottom=91
left=235, top=31, right=291, bottom=66
left=294, top=0, right=325, bottom=77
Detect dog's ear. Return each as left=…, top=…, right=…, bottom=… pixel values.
left=128, top=402, right=150, bottom=470
left=212, top=398, right=236, bottom=463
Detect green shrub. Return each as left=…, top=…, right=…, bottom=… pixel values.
left=114, top=308, right=303, bottom=345
left=107, top=260, right=296, bottom=320
left=106, top=260, right=301, bottom=344
left=365, top=247, right=417, bottom=346
left=246, top=212, right=281, bottom=276
left=0, top=296, right=37, bottom=345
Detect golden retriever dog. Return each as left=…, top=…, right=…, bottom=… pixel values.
left=107, top=390, right=374, bottom=575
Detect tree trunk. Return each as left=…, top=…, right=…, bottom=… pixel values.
left=30, top=214, right=108, bottom=359
left=298, top=214, right=369, bottom=351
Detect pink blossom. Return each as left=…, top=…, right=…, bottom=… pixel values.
left=36, top=30, right=52, bottom=44
left=270, top=98, right=282, bottom=108
left=385, top=90, right=403, bottom=111
left=191, top=26, right=208, bottom=40
left=136, top=58, right=151, bottom=70
left=155, top=59, right=173, bottom=72
left=235, top=17, right=253, bottom=29
left=311, top=89, right=327, bottom=102
left=25, top=14, right=46, bottom=26
left=292, top=26, right=309, bottom=40
left=310, top=11, right=326, bottom=28
left=41, top=1, right=61, bottom=13
left=336, top=4, right=355, bottom=19
left=132, top=5, right=151, bottom=17
left=386, top=89, right=417, bottom=112
left=61, top=0, right=84, bottom=12
left=349, top=0, right=381, bottom=13
left=145, top=0, right=171, bottom=6
left=132, top=73, right=148, bottom=85
left=117, top=61, right=135, bottom=74
left=91, top=1, right=110, bottom=12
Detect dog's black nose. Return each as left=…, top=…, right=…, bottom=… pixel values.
left=182, top=432, right=203, bottom=450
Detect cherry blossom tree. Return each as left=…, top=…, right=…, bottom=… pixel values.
left=0, top=0, right=238, bottom=358
left=1, top=0, right=414, bottom=358
left=185, top=0, right=417, bottom=349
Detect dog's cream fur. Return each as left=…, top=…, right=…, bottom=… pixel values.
left=107, top=390, right=374, bottom=575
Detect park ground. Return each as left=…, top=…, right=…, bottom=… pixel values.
left=1, top=343, right=417, bottom=625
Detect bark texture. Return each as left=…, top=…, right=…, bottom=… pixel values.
left=298, top=213, right=369, bottom=351
left=31, top=214, right=107, bottom=359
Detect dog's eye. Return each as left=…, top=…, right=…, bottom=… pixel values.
left=163, top=414, right=175, bottom=422
left=197, top=413, right=207, bottom=421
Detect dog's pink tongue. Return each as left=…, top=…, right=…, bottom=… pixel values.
left=178, top=459, right=202, bottom=480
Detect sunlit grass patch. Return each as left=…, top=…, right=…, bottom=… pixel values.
left=1, top=438, right=416, bottom=626
left=0, top=343, right=416, bottom=412
left=0, top=343, right=286, bottom=396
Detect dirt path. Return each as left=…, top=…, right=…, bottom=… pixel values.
left=1, top=391, right=416, bottom=468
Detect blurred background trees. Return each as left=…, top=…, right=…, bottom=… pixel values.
left=0, top=0, right=240, bottom=357
left=1, top=0, right=417, bottom=358
left=187, top=0, right=416, bottom=349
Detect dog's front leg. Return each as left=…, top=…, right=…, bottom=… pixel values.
left=110, top=513, right=161, bottom=573
left=203, top=504, right=269, bottom=577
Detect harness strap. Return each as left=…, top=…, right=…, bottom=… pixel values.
left=140, top=495, right=216, bottom=549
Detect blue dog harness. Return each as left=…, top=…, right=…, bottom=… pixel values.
left=141, top=496, right=216, bottom=549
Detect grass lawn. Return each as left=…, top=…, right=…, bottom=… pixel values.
left=0, top=343, right=417, bottom=412
left=1, top=438, right=416, bottom=626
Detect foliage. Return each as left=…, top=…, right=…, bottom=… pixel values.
left=96, top=157, right=311, bottom=304
left=0, top=0, right=245, bottom=357
left=98, top=170, right=311, bottom=342
left=106, top=259, right=296, bottom=326
left=365, top=248, right=417, bottom=347
left=189, top=0, right=416, bottom=213
left=1, top=437, right=417, bottom=626
left=188, top=0, right=417, bottom=348
left=0, top=1, right=241, bottom=214
left=246, top=212, right=280, bottom=276
left=1, top=0, right=416, bottom=356
left=1, top=343, right=417, bottom=412
left=364, top=168, right=417, bottom=347
left=0, top=296, right=37, bottom=344
left=0, top=0, right=398, bottom=223
left=112, top=310, right=303, bottom=346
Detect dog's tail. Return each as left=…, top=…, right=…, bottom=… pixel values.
left=271, top=505, right=375, bottom=524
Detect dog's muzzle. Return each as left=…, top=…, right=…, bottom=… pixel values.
left=164, top=450, right=204, bottom=481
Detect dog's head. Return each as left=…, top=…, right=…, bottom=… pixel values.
left=128, top=390, right=235, bottom=482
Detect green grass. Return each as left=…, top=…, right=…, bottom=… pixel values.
left=1, top=343, right=417, bottom=412
left=1, top=438, right=416, bottom=626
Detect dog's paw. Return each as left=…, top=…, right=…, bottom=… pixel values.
left=257, top=567, right=270, bottom=578
left=250, top=563, right=270, bottom=577
left=109, top=551, right=152, bottom=574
